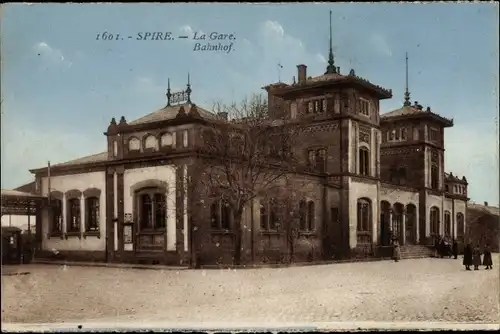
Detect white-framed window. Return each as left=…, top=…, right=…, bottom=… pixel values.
left=160, top=132, right=176, bottom=148
left=183, top=130, right=189, bottom=147
left=128, top=137, right=141, bottom=151
left=144, top=135, right=158, bottom=151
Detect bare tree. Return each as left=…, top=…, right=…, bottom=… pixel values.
left=194, top=93, right=302, bottom=265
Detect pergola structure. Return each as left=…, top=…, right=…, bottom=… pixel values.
left=1, top=189, right=49, bottom=247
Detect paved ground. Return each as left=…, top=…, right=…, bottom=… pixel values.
left=2, top=255, right=499, bottom=329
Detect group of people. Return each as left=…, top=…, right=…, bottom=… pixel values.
left=391, top=235, right=494, bottom=271
left=463, top=242, right=494, bottom=271
left=434, top=236, right=458, bottom=259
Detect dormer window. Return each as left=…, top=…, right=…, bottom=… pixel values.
left=359, top=99, right=370, bottom=116
left=128, top=137, right=140, bottom=152
left=144, top=135, right=158, bottom=151
left=160, top=132, right=175, bottom=148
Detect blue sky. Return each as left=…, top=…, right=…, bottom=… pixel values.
left=1, top=3, right=498, bottom=205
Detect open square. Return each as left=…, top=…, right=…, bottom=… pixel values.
left=2, top=256, right=499, bottom=329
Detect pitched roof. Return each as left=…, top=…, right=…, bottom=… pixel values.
left=468, top=203, right=500, bottom=217
left=381, top=104, right=454, bottom=127
left=51, top=152, right=109, bottom=167
left=129, top=103, right=217, bottom=125
left=14, top=181, right=36, bottom=193
left=1, top=189, right=42, bottom=198
left=444, top=172, right=467, bottom=184
left=381, top=105, right=423, bottom=118
left=265, top=70, right=392, bottom=99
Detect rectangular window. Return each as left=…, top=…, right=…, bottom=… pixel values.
left=183, top=130, right=189, bottom=147
left=359, top=99, right=370, bottom=116
left=308, top=150, right=316, bottom=167
left=67, top=198, right=81, bottom=233
left=359, top=148, right=370, bottom=176
left=85, top=197, right=100, bottom=232
left=333, top=95, right=340, bottom=114
left=430, top=128, right=439, bottom=141
left=308, top=101, right=314, bottom=114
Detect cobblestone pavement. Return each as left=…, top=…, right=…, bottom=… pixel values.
left=2, top=255, right=499, bottom=328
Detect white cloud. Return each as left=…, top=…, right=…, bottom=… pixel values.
left=33, top=42, right=72, bottom=68
left=370, top=33, right=392, bottom=57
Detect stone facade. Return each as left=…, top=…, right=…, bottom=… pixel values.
left=28, top=62, right=469, bottom=267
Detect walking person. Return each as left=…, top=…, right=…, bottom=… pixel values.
left=463, top=242, right=473, bottom=271
left=483, top=243, right=493, bottom=270
left=452, top=238, right=458, bottom=260
left=472, top=243, right=482, bottom=270
left=393, top=237, right=401, bottom=262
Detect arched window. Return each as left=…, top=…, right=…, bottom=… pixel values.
left=359, top=147, right=370, bottom=176
left=444, top=211, right=451, bottom=237
left=299, top=200, right=307, bottom=231
left=136, top=189, right=166, bottom=231
left=357, top=199, right=371, bottom=232
left=144, top=135, right=158, bottom=151
left=456, top=213, right=465, bottom=242
left=431, top=165, right=439, bottom=189
left=307, top=201, right=315, bottom=231
left=401, top=128, right=408, bottom=140
left=67, top=198, right=81, bottom=233
left=445, top=184, right=449, bottom=192
left=161, top=132, right=175, bottom=147
left=389, top=129, right=396, bottom=141
left=210, top=199, right=232, bottom=230
left=430, top=207, right=440, bottom=237
left=85, top=197, right=100, bottom=232
left=128, top=137, right=141, bottom=151
left=51, top=199, right=63, bottom=234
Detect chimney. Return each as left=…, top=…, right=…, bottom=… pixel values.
left=297, top=64, right=307, bottom=84
left=484, top=201, right=488, bottom=207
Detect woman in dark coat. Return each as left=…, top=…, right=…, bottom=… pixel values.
left=472, top=244, right=482, bottom=270
left=483, top=244, right=493, bottom=270
left=463, top=242, right=473, bottom=270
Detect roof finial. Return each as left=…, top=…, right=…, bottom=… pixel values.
left=166, top=78, right=172, bottom=106
left=325, top=10, right=337, bottom=75
left=186, top=72, right=192, bottom=104
left=403, top=52, right=411, bottom=107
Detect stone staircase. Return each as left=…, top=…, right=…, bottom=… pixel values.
left=400, top=244, right=435, bottom=259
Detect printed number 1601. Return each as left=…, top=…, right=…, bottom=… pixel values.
left=96, top=32, right=121, bottom=41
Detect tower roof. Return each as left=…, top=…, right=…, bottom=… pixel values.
left=381, top=103, right=453, bottom=127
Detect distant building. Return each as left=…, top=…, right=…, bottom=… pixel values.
left=466, top=202, right=499, bottom=252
